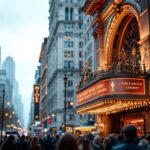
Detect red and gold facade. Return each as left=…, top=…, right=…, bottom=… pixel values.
left=77, top=0, right=150, bottom=136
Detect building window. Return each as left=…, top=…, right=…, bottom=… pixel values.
left=79, top=51, right=84, bottom=58
left=79, top=41, right=83, bottom=48
left=66, top=90, right=74, bottom=98
left=79, top=32, right=83, bottom=38
left=66, top=114, right=74, bottom=121
left=70, top=8, right=73, bottom=20
left=66, top=71, right=73, bottom=76
left=64, top=41, right=74, bottom=48
left=64, top=51, right=73, bottom=58
left=79, top=61, right=83, bottom=69
left=68, top=80, right=73, bottom=87
left=64, top=23, right=74, bottom=29
left=65, top=8, right=69, bottom=20
left=64, top=60, right=74, bottom=69
left=78, top=8, right=83, bottom=21
left=65, top=32, right=73, bottom=37
left=79, top=23, right=83, bottom=29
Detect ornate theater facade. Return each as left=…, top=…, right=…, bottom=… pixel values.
left=77, top=0, right=150, bottom=136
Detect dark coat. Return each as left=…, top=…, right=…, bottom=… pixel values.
left=2, top=141, right=16, bottom=150
left=92, top=142, right=103, bottom=150
left=16, top=140, right=28, bottom=150
left=111, top=140, right=145, bottom=150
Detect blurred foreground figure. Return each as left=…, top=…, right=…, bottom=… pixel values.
left=2, top=135, right=16, bottom=150
left=29, top=136, right=41, bottom=150
left=55, top=133, right=79, bottom=150
left=112, top=125, right=144, bottom=150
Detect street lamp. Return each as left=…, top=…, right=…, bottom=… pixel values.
left=63, top=74, right=68, bottom=132
left=1, top=89, right=5, bottom=144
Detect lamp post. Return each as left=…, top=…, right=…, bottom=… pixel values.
left=63, top=74, right=68, bottom=132
left=1, top=89, right=5, bottom=144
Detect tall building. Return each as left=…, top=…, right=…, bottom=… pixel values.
left=0, top=69, right=13, bottom=105
left=77, top=0, right=150, bottom=136
left=2, top=56, right=24, bottom=127
left=39, top=0, right=84, bottom=132
left=39, top=38, right=48, bottom=128
left=2, top=56, right=15, bottom=85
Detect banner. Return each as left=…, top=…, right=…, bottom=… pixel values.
left=77, top=78, right=145, bottom=105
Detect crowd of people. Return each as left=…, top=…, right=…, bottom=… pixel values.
left=1, top=125, right=150, bottom=150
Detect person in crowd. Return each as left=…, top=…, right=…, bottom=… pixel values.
left=116, top=135, right=124, bottom=145
left=86, top=133, right=94, bottom=143
left=44, top=134, right=52, bottom=150
left=29, top=136, right=41, bottom=150
left=103, top=136, right=116, bottom=150
left=80, top=138, right=93, bottom=150
left=50, top=134, right=60, bottom=150
left=92, top=135, right=103, bottom=150
left=16, top=135, right=28, bottom=150
left=111, top=125, right=145, bottom=150
left=2, top=135, right=8, bottom=146
left=2, top=135, right=16, bottom=150
left=55, top=133, right=80, bottom=150
left=138, top=138, right=149, bottom=149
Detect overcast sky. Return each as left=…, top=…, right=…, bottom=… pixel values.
left=0, top=0, right=49, bottom=128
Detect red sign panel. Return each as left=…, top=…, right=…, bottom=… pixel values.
left=77, top=78, right=145, bottom=105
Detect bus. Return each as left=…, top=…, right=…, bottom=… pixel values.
left=31, top=125, right=44, bottom=137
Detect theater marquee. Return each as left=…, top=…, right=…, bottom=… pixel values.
left=77, top=78, right=145, bottom=105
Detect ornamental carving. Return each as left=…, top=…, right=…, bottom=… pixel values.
left=76, top=61, right=93, bottom=90
left=111, top=19, right=146, bottom=74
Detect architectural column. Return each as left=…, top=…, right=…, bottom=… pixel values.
left=96, top=114, right=110, bottom=137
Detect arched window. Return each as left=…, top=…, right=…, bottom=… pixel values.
left=78, top=8, right=82, bottom=21
left=65, top=7, right=69, bottom=20
left=70, top=8, right=73, bottom=20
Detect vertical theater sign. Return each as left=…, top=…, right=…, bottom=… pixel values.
left=34, top=84, right=40, bottom=121
left=77, top=0, right=150, bottom=136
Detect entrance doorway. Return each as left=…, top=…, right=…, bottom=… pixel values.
left=122, top=118, right=144, bottom=136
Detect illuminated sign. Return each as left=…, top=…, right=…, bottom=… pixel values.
left=34, top=85, right=40, bottom=103
left=77, top=78, right=145, bottom=105
left=34, top=84, right=40, bottom=120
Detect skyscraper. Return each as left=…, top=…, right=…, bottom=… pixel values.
left=2, top=56, right=15, bottom=86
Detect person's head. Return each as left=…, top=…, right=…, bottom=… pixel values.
left=146, top=134, right=150, bottom=144
left=30, top=136, right=39, bottom=146
left=4, top=135, right=7, bottom=141
left=56, top=134, right=60, bottom=140
left=123, top=125, right=137, bottom=140
left=138, top=139, right=149, bottom=149
left=8, top=135, right=15, bottom=142
left=56, top=133, right=79, bottom=150
left=86, top=133, right=93, bottom=141
left=81, top=138, right=92, bottom=150
left=93, top=135, right=101, bottom=145
left=21, top=135, right=26, bottom=140
left=103, top=136, right=117, bottom=150
left=117, top=134, right=124, bottom=143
